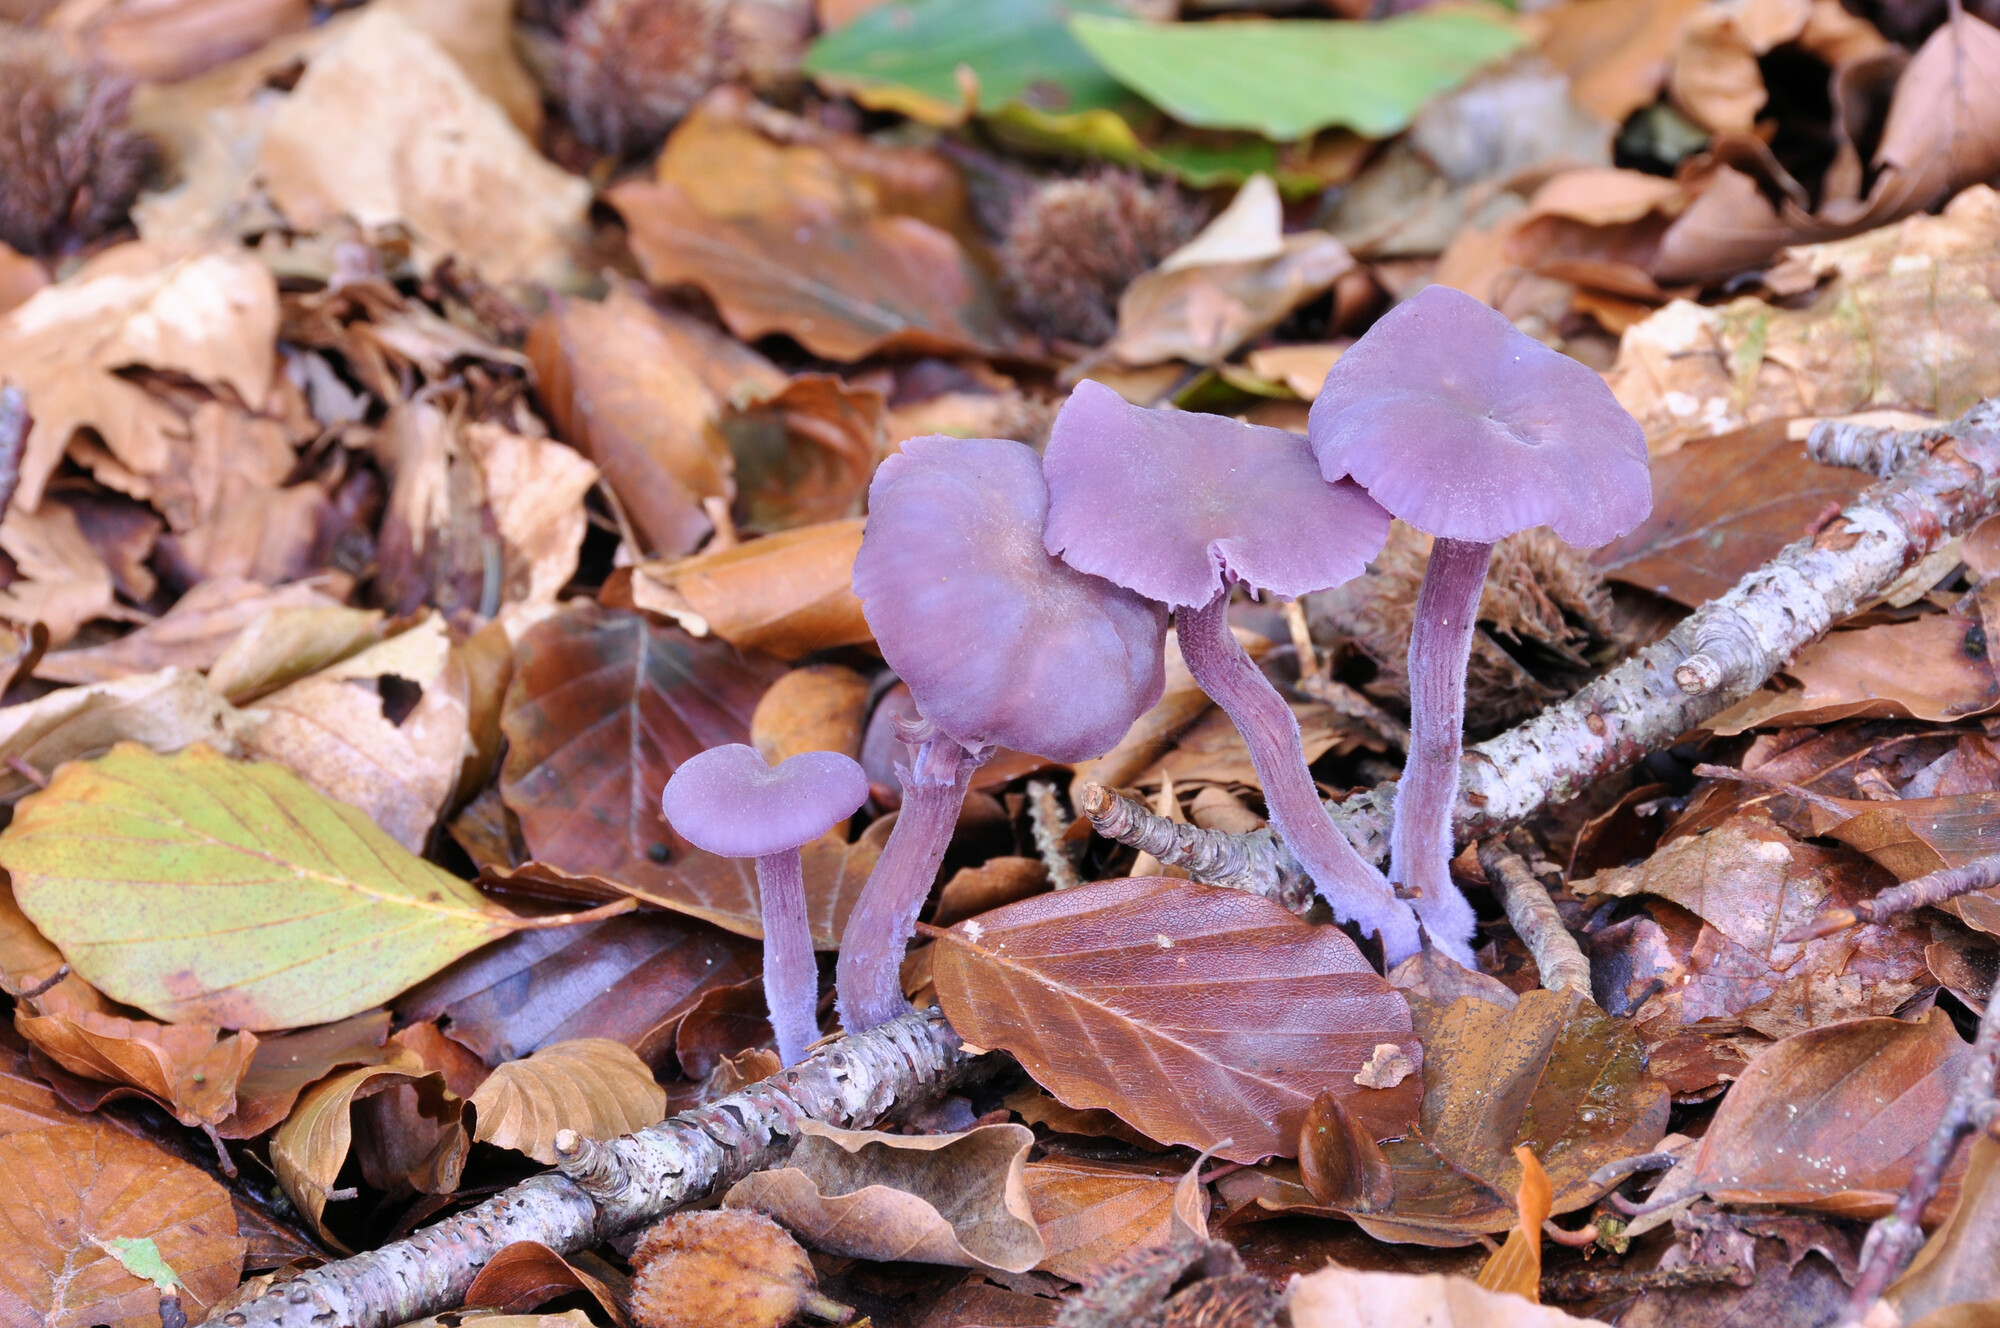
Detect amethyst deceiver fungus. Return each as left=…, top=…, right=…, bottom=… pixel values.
left=1307, top=285, right=1650, bottom=959
left=839, top=434, right=1168, bottom=1033
left=1042, top=380, right=1422, bottom=963
left=662, top=744, right=868, bottom=1066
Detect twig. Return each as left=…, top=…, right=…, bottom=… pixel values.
left=1785, top=852, right=2000, bottom=942
left=1085, top=403, right=2000, bottom=888
left=1027, top=780, right=1083, bottom=892
left=1542, top=1262, right=1745, bottom=1302
left=5, top=963, right=68, bottom=1001
left=205, top=1009, right=972, bottom=1328
left=1476, top=838, right=1591, bottom=995
left=1841, top=965, right=2000, bottom=1324
left=1073, top=781, right=1314, bottom=915
left=1807, top=417, right=1951, bottom=478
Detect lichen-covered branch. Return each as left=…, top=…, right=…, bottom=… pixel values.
left=1787, top=853, right=2000, bottom=941
left=1074, top=781, right=1314, bottom=914
left=1476, top=837, right=1591, bottom=995
left=204, top=1009, right=971, bottom=1328
left=1086, top=402, right=2000, bottom=882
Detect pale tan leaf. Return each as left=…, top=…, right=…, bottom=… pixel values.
left=205, top=605, right=389, bottom=704
left=724, top=1120, right=1045, bottom=1272
left=37, top=578, right=343, bottom=686
left=0, top=667, right=242, bottom=806
left=0, top=500, right=123, bottom=646
left=1287, top=1267, right=1609, bottom=1327
left=462, top=424, right=599, bottom=611
left=468, top=1039, right=666, bottom=1165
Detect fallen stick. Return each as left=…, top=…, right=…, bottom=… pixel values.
left=1476, top=835, right=1591, bottom=995
left=1085, top=402, right=2000, bottom=891
left=206, top=1008, right=971, bottom=1328
left=1785, top=852, right=2000, bottom=942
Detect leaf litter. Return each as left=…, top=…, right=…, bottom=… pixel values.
left=6, top=0, right=2000, bottom=1323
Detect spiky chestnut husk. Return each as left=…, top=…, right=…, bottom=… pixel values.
left=0, top=27, right=155, bottom=256
left=557, top=0, right=728, bottom=158
left=1001, top=170, right=1197, bottom=346
left=1311, top=523, right=1623, bottom=736
left=629, top=1208, right=847, bottom=1328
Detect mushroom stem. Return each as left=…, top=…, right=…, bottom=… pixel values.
left=754, top=848, right=820, bottom=1067
left=836, top=731, right=983, bottom=1033
left=1394, top=535, right=1491, bottom=965
left=1176, top=589, right=1420, bottom=964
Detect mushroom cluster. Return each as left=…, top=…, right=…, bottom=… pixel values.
left=662, top=283, right=1649, bottom=1050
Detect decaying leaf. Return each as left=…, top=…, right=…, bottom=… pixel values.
left=238, top=613, right=472, bottom=851
left=1594, top=421, right=1872, bottom=604
left=1110, top=233, right=1354, bottom=368
left=1475, top=1147, right=1554, bottom=1302
left=34, top=578, right=343, bottom=686
left=629, top=518, right=871, bottom=660
left=258, top=5, right=588, bottom=283
left=468, top=1038, right=666, bottom=1164
left=0, top=1123, right=246, bottom=1328
left=725, top=1120, right=1045, bottom=1272
left=215, top=1009, right=393, bottom=1138
left=932, top=876, right=1421, bottom=1163
left=203, top=604, right=389, bottom=705
left=750, top=663, right=871, bottom=767
left=464, top=1242, right=629, bottom=1324
left=269, top=1061, right=462, bottom=1243
left=0, top=742, right=538, bottom=1029
left=498, top=603, right=789, bottom=938
left=1286, top=1266, right=1609, bottom=1328
left=1886, top=1133, right=2000, bottom=1326
left=15, top=1006, right=258, bottom=1131
left=0, top=500, right=127, bottom=647
left=1350, top=992, right=1668, bottom=1243
left=723, top=374, right=885, bottom=532
left=1022, top=1155, right=1182, bottom=1284
left=1678, top=1009, right=1971, bottom=1217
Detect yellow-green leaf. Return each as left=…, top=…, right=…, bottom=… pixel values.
left=0, top=742, right=526, bottom=1030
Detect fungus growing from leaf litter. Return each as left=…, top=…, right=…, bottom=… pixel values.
left=1307, top=285, right=1650, bottom=960
left=839, top=434, right=1168, bottom=1032
left=1043, top=380, right=1421, bottom=963
left=661, top=744, right=868, bottom=1066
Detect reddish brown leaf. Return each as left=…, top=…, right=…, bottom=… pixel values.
left=1594, top=421, right=1871, bottom=605
left=0, top=1026, right=95, bottom=1137
left=397, top=907, right=761, bottom=1072
left=1887, top=1133, right=2000, bottom=1326
left=1679, top=1008, right=1972, bottom=1218
left=1711, top=613, right=2000, bottom=733
left=722, top=375, right=885, bottom=532
left=0, top=1123, right=246, bottom=1328
left=465, top=1242, right=630, bottom=1324
left=932, top=876, right=1421, bottom=1163
left=527, top=287, right=734, bottom=558
left=1299, top=1088, right=1394, bottom=1213
left=932, top=857, right=1050, bottom=928
left=672, top=979, right=772, bottom=1081
left=215, top=1009, right=393, bottom=1139
left=498, top=603, right=787, bottom=937
left=1022, top=1154, right=1182, bottom=1284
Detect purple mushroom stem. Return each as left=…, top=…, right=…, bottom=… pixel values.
left=1392, top=537, right=1491, bottom=964
left=835, top=722, right=984, bottom=1034
left=1177, top=587, right=1422, bottom=965
left=751, top=847, right=821, bottom=1067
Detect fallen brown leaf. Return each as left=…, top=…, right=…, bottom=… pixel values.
left=750, top=663, right=871, bottom=767
left=214, top=1009, right=392, bottom=1139
left=148, top=403, right=317, bottom=587
left=671, top=979, right=772, bottom=1080
left=0, top=1027, right=97, bottom=1137
left=1022, top=1155, right=1182, bottom=1284
left=239, top=613, right=472, bottom=852
left=1538, top=0, right=1708, bottom=122
left=0, top=666, right=240, bottom=805
left=43, top=0, right=310, bottom=83
left=1709, top=613, right=2000, bottom=734
left=270, top=1061, right=463, bottom=1244
left=1869, top=14, right=2000, bottom=219
left=464, top=1242, right=630, bottom=1324
left=724, top=374, right=885, bottom=532
left=1111, top=234, right=1355, bottom=368
left=204, top=603, right=389, bottom=704
left=1677, top=1008, right=1971, bottom=1217
left=932, top=876, right=1421, bottom=1163
left=36, top=577, right=343, bottom=686
left=932, top=856, right=1049, bottom=928
left=629, top=518, right=872, bottom=660
left=1594, top=420, right=1872, bottom=603
left=258, top=5, right=588, bottom=284
left=0, top=241, right=277, bottom=516
left=1668, top=0, right=1809, bottom=133
left=0, top=498, right=127, bottom=646
left=528, top=286, right=734, bottom=559
left=1475, top=1147, right=1554, bottom=1301
left=469, top=1038, right=666, bottom=1165
left=725, top=1120, right=1045, bottom=1272
left=0, top=1122, right=246, bottom=1328
left=1287, top=1266, right=1608, bottom=1327
left=1887, top=1132, right=2000, bottom=1326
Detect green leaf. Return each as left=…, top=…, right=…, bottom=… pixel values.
left=0, top=743, right=529, bottom=1030
left=802, top=0, right=1132, bottom=125
left=94, top=1236, right=182, bottom=1292
left=1067, top=9, right=1528, bottom=141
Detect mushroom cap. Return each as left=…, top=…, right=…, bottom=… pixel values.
left=1043, top=379, right=1392, bottom=610
left=1307, top=285, right=1651, bottom=547
left=853, top=435, right=1168, bottom=763
left=661, top=743, right=869, bottom=859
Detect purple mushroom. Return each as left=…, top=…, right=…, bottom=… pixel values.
left=838, top=434, right=1168, bottom=1032
left=1042, top=380, right=1421, bottom=963
left=1307, top=285, right=1650, bottom=959
left=662, top=744, right=868, bottom=1066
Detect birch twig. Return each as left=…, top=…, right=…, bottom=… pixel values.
left=1074, top=781, right=1314, bottom=915
left=1086, top=402, right=2000, bottom=887
left=1785, top=852, right=2000, bottom=942
left=206, top=1009, right=971, bottom=1328
left=1476, top=836, right=1591, bottom=995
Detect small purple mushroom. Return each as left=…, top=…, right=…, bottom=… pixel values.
left=1308, top=285, right=1650, bottom=960
left=662, top=744, right=868, bottom=1066
left=839, top=434, right=1167, bottom=1033
left=1043, top=380, right=1420, bottom=962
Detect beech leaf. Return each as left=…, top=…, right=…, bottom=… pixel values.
left=931, top=876, right=1421, bottom=1163
left=1286, top=1267, right=1609, bottom=1328
left=1022, top=1155, right=1182, bottom=1283
left=467, top=1039, right=667, bottom=1164
left=0, top=1123, right=246, bottom=1328
left=270, top=1061, right=463, bottom=1244
left=1, top=742, right=535, bottom=1030
left=724, top=1120, right=1045, bottom=1272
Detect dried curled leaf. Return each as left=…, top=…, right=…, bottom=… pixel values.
left=724, top=1120, right=1044, bottom=1272
left=270, top=1061, right=463, bottom=1244
left=468, top=1038, right=666, bottom=1164
left=932, top=876, right=1421, bottom=1163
